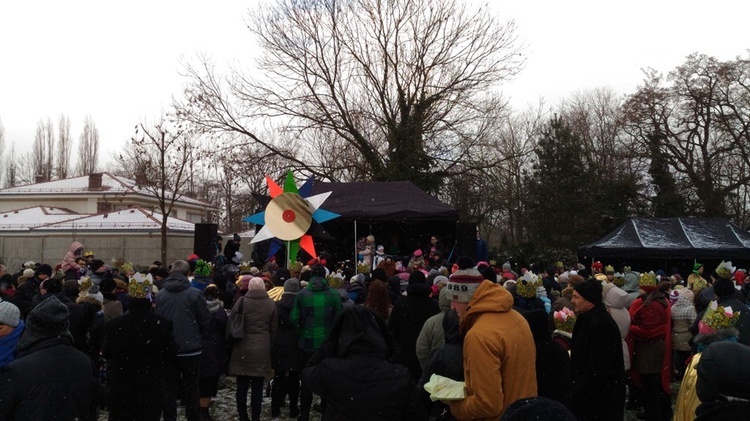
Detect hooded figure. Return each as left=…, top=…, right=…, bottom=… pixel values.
left=302, top=306, right=415, bottom=421
left=60, top=241, right=85, bottom=279
left=694, top=341, right=750, bottom=420
left=0, top=296, right=95, bottom=420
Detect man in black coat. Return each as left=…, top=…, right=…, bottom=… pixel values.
left=388, top=271, right=440, bottom=381
left=303, top=306, right=415, bottom=421
left=103, top=289, right=178, bottom=421
left=570, top=280, right=625, bottom=420
left=0, top=295, right=97, bottom=420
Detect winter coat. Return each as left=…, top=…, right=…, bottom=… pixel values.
left=291, top=276, right=342, bottom=352
left=155, top=272, right=211, bottom=355
left=694, top=341, right=750, bottom=420
left=0, top=336, right=96, bottom=421
left=60, top=241, right=85, bottom=273
left=520, top=308, right=571, bottom=408
left=449, top=281, right=537, bottom=421
left=229, top=288, right=278, bottom=377
left=201, top=298, right=228, bottom=378
left=388, top=282, right=440, bottom=380
left=569, top=302, right=625, bottom=421
left=415, top=286, right=451, bottom=369
left=420, top=309, right=463, bottom=421
left=603, top=283, right=632, bottom=371
left=14, top=276, right=42, bottom=319
left=672, top=291, right=697, bottom=353
left=272, top=292, right=300, bottom=373
left=0, top=320, right=24, bottom=369
left=302, top=306, right=415, bottom=421
left=102, top=301, right=178, bottom=419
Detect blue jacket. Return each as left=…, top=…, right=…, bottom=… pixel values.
left=0, top=320, right=24, bottom=369
left=155, top=273, right=211, bottom=355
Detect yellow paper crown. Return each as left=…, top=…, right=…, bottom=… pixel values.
left=128, top=273, right=153, bottom=299
left=517, top=271, right=541, bottom=298
left=715, top=261, right=736, bottom=279
left=612, top=272, right=625, bottom=288
left=701, top=301, right=740, bottom=331
left=78, top=276, right=92, bottom=292
left=553, top=307, right=576, bottom=333
left=554, top=261, right=564, bottom=269
left=604, top=265, right=615, bottom=274
left=239, top=261, right=253, bottom=272
left=639, top=271, right=657, bottom=287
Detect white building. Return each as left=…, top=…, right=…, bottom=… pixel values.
left=0, top=173, right=216, bottom=270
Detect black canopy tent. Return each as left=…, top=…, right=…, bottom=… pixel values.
left=309, top=181, right=459, bottom=263
left=578, top=217, right=750, bottom=274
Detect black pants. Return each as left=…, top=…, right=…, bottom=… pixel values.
left=298, top=350, right=315, bottom=420
left=272, top=370, right=300, bottom=415
left=236, top=375, right=265, bottom=421
left=640, top=373, right=672, bottom=421
left=163, top=355, right=201, bottom=421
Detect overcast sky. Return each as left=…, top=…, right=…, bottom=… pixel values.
left=1, top=0, right=748, bottom=160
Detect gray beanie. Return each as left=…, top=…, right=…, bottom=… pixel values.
left=17, top=296, right=73, bottom=353
left=283, top=278, right=301, bottom=293
left=0, top=301, right=20, bottom=328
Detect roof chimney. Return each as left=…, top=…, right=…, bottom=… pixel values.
left=88, top=173, right=103, bottom=190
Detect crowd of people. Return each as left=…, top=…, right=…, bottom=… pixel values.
left=0, top=239, right=749, bottom=421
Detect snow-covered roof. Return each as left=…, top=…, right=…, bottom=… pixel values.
left=0, top=172, right=210, bottom=208
left=0, top=206, right=79, bottom=230
left=0, top=206, right=195, bottom=233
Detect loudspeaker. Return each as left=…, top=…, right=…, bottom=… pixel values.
left=454, top=222, right=477, bottom=261
left=194, top=223, right=218, bottom=261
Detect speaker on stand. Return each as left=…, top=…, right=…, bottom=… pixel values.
left=194, top=223, right=218, bottom=261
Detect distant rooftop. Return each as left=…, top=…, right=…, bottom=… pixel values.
left=0, top=206, right=195, bottom=233
left=0, top=172, right=210, bottom=208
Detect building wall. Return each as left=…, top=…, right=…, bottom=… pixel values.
left=0, top=233, right=195, bottom=271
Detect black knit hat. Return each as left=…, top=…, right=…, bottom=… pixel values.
left=16, top=296, right=73, bottom=354
left=574, top=280, right=603, bottom=304
left=310, top=264, right=327, bottom=279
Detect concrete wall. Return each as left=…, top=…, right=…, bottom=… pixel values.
left=0, top=233, right=195, bottom=271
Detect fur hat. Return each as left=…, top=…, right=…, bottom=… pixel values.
left=574, top=280, right=603, bottom=304
left=35, top=264, right=53, bottom=278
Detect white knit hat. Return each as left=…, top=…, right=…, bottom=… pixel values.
left=0, top=301, right=20, bottom=327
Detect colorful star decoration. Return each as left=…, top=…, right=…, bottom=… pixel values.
left=243, top=171, right=339, bottom=264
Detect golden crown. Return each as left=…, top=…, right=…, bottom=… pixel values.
left=639, top=271, right=657, bottom=287
left=701, top=301, right=740, bottom=331
left=78, top=276, right=92, bottom=292
left=604, top=265, right=615, bottom=274
left=128, top=273, right=153, bottom=299
left=517, top=271, right=541, bottom=298
left=715, top=261, right=736, bottom=279
left=553, top=307, right=576, bottom=333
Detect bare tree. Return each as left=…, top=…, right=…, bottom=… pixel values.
left=32, top=118, right=54, bottom=182
left=3, top=143, right=16, bottom=188
left=622, top=53, right=750, bottom=219
left=176, top=0, right=524, bottom=193
left=77, top=116, right=99, bottom=176
left=57, top=114, right=72, bottom=179
left=130, top=117, right=196, bottom=263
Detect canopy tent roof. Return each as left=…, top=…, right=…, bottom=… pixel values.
left=579, top=217, right=750, bottom=260
left=310, top=181, right=458, bottom=222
